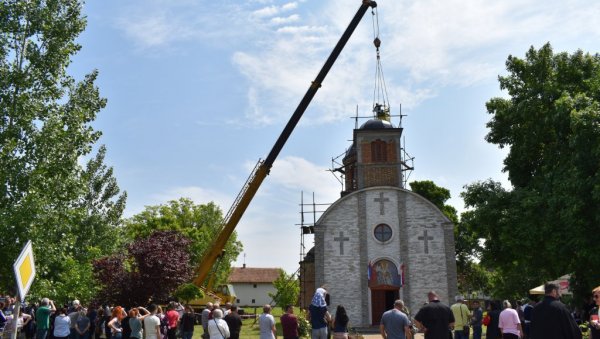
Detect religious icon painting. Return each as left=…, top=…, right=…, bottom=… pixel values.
left=368, top=259, right=401, bottom=288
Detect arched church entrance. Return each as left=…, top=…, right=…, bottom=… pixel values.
left=368, top=259, right=401, bottom=325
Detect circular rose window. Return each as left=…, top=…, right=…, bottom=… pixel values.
left=374, top=223, right=392, bottom=242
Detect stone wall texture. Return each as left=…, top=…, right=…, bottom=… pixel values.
left=313, top=187, right=457, bottom=326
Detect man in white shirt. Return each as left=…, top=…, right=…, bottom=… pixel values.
left=143, top=304, right=161, bottom=339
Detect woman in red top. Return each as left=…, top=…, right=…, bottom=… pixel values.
left=165, top=303, right=180, bottom=339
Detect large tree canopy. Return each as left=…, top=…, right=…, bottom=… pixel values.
left=0, top=0, right=125, bottom=301
left=463, top=43, right=600, bottom=299
left=124, top=198, right=243, bottom=287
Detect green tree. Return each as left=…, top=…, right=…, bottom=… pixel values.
left=0, top=0, right=125, bottom=302
left=74, top=145, right=127, bottom=261
left=463, top=43, right=600, bottom=299
left=173, top=283, right=205, bottom=304
left=268, top=269, right=299, bottom=309
left=124, top=198, right=243, bottom=287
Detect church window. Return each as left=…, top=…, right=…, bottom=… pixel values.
left=371, top=140, right=387, bottom=162
left=374, top=224, right=392, bottom=242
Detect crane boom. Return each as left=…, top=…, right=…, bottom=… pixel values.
left=193, top=0, right=378, bottom=287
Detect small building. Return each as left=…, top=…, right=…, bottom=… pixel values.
left=228, top=266, right=281, bottom=307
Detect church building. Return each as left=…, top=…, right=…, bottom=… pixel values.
left=299, top=105, right=458, bottom=326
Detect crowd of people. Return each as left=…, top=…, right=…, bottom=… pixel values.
left=308, top=282, right=599, bottom=339
left=200, top=302, right=244, bottom=339
left=380, top=284, right=591, bottom=339
left=2, top=282, right=599, bottom=339
left=0, top=299, right=197, bottom=339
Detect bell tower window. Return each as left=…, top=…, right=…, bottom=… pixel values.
left=371, top=140, right=387, bottom=162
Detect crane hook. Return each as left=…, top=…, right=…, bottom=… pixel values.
left=373, top=37, right=381, bottom=49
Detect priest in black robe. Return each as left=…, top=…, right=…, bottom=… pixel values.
left=530, top=283, right=582, bottom=339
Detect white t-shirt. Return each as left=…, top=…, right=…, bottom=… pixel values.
left=259, top=314, right=275, bottom=339
left=54, top=315, right=71, bottom=337
left=143, top=315, right=161, bottom=339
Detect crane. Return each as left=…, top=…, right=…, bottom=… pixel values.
left=192, top=0, right=378, bottom=293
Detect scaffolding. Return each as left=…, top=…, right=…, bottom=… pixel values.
left=297, top=191, right=331, bottom=308
left=329, top=104, right=415, bottom=190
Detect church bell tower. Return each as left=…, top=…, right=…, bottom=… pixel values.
left=341, top=103, right=413, bottom=196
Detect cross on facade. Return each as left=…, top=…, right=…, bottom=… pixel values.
left=334, top=231, right=350, bottom=255
left=374, top=192, right=390, bottom=215
left=418, top=230, right=434, bottom=254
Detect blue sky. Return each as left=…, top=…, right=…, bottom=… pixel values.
left=71, top=0, right=600, bottom=274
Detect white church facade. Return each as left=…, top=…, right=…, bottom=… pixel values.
left=300, top=108, right=458, bottom=326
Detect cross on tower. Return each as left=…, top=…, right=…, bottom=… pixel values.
left=334, top=231, right=350, bottom=255
left=374, top=192, right=390, bottom=215
left=418, top=230, right=434, bottom=254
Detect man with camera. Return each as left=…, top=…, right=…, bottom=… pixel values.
left=36, top=298, right=56, bottom=339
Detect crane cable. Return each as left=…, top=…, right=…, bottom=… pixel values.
left=371, top=6, right=390, bottom=114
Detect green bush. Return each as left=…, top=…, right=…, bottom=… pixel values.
left=297, top=309, right=311, bottom=338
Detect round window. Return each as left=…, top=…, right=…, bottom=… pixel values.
left=374, top=224, right=392, bottom=242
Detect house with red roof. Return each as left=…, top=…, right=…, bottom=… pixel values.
left=228, top=265, right=281, bottom=306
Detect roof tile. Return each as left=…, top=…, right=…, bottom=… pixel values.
left=228, top=267, right=281, bottom=283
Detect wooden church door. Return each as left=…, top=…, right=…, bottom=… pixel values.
left=368, top=259, right=402, bottom=325
left=371, top=288, right=399, bottom=324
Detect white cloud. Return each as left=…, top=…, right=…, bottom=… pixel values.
left=276, top=25, right=328, bottom=34
left=252, top=5, right=279, bottom=18
left=114, top=2, right=248, bottom=50
left=114, top=0, right=600, bottom=125
left=282, top=2, right=298, bottom=11
left=270, top=156, right=341, bottom=202
left=271, top=14, right=300, bottom=25
left=252, top=2, right=300, bottom=20
left=118, top=14, right=175, bottom=48
left=228, top=0, right=600, bottom=126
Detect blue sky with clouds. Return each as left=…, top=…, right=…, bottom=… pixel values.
left=70, top=0, right=600, bottom=274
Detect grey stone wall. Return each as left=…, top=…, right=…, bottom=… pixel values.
left=314, top=187, right=457, bottom=326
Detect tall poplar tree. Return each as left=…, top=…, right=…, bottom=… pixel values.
left=0, top=0, right=125, bottom=301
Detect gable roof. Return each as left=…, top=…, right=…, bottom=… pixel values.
left=228, top=267, right=281, bottom=283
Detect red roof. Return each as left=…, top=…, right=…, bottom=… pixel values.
left=228, top=267, right=281, bottom=283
